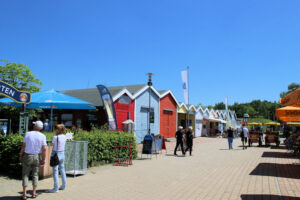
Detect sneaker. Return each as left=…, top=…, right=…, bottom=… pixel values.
left=59, top=186, right=65, bottom=190
left=47, top=189, right=58, bottom=193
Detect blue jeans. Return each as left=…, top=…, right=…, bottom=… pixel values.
left=228, top=137, right=233, bottom=149
left=51, top=151, right=67, bottom=190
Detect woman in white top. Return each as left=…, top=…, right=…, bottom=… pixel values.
left=48, top=124, right=67, bottom=193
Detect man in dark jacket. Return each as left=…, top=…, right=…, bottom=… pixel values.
left=185, top=126, right=194, bottom=156
left=174, top=126, right=185, bottom=156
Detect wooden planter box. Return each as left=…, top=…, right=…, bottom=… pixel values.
left=39, top=145, right=53, bottom=178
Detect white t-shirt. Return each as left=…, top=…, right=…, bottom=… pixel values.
left=52, top=134, right=67, bottom=152
left=23, top=131, right=47, bottom=154
left=242, top=127, right=249, bottom=137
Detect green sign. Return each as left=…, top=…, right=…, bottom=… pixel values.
left=150, top=112, right=154, bottom=123
left=19, top=112, right=29, bottom=135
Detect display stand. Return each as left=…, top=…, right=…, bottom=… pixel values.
left=113, top=141, right=132, bottom=167
left=154, top=135, right=167, bottom=154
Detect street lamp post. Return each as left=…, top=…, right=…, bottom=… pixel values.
left=146, top=73, right=154, bottom=135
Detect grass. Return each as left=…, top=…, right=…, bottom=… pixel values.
left=248, top=118, right=277, bottom=123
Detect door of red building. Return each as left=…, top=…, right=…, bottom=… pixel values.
left=161, top=110, right=172, bottom=138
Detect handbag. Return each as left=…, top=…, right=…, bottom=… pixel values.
left=50, top=136, right=59, bottom=167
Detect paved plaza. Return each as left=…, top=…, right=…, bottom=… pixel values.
left=1, top=137, right=300, bottom=200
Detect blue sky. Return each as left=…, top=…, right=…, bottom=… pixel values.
left=1, top=0, right=299, bottom=106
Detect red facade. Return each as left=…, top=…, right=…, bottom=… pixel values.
left=160, top=94, right=177, bottom=138
left=114, top=94, right=135, bottom=131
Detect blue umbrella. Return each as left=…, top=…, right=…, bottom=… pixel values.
left=0, top=89, right=96, bottom=130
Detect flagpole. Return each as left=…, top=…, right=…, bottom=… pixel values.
left=187, top=66, right=189, bottom=129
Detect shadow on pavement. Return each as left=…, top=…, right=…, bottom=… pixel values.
left=262, top=152, right=295, bottom=159
left=136, top=158, right=152, bottom=160
left=175, top=155, right=186, bottom=157
left=165, top=154, right=176, bottom=156
left=0, top=196, right=20, bottom=200
left=250, top=163, right=300, bottom=179
left=271, top=146, right=287, bottom=150
left=1, top=189, right=49, bottom=200
left=237, top=145, right=269, bottom=148
left=0, top=172, right=22, bottom=180
left=241, top=194, right=300, bottom=200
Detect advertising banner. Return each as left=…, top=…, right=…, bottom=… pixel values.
left=0, top=80, right=31, bottom=104
left=96, top=85, right=118, bottom=130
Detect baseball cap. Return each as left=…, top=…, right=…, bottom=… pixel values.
left=178, top=126, right=183, bottom=129
left=188, top=126, right=193, bottom=129
left=33, top=120, right=43, bottom=129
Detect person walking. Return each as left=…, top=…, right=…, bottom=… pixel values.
left=19, top=121, right=47, bottom=200
left=227, top=126, right=234, bottom=149
left=185, top=126, right=194, bottom=156
left=43, top=119, right=50, bottom=132
left=241, top=124, right=249, bottom=149
left=48, top=124, right=67, bottom=193
left=174, top=126, right=185, bottom=156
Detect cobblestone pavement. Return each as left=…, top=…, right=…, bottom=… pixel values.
left=1, top=137, right=300, bottom=200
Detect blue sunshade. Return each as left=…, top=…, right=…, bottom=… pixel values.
left=0, top=89, right=96, bottom=110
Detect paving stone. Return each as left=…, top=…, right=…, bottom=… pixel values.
left=1, top=137, right=300, bottom=200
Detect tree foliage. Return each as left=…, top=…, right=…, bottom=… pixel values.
left=0, top=60, right=43, bottom=133
left=214, top=102, right=225, bottom=110
left=228, top=100, right=280, bottom=120
left=280, top=82, right=300, bottom=98
left=0, top=59, right=42, bottom=94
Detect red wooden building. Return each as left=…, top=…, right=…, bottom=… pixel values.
left=159, top=90, right=179, bottom=138
left=61, top=85, right=144, bottom=131
left=112, top=89, right=135, bottom=131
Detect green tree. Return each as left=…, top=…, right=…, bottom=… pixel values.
left=214, top=102, right=225, bottom=110
left=280, top=82, right=300, bottom=98
left=0, top=60, right=42, bottom=94
left=0, top=60, right=43, bottom=133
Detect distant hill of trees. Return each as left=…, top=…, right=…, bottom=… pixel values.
left=199, top=83, right=300, bottom=121
left=208, top=100, right=280, bottom=120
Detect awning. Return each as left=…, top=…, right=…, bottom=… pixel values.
left=286, top=122, right=300, bottom=125
left=248, top=122, right=262, bottom=126
left=264, top=122, right=280, bottom=126
left=275, top=106, right=300, bottom=122
left=220, top=120, right=227, bottom=124
left=203, top=117, right=224, bottom=123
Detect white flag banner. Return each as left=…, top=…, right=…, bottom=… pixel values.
left=225, top=96, right=228, bottom=111
left=181, top=69, right=188, bottom=104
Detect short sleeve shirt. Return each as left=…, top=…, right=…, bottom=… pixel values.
left=243, top=127, right=249, bottom=138
left=52, top=134, right=67, bottom=152
left=23, top=131, right=47, bottom=154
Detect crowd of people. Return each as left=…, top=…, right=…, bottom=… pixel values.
left=19, top=120, right=67, bottom=200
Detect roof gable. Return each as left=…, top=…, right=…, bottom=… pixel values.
left=159, top=90, right=179, bottom=106
left=132, top=86, right=160, bottom=99
left=61, top=84, right=146, bottom=107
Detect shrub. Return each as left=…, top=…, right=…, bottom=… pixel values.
left=0, top=134, right=23, bottom=177
left=74, top=129, right=137, bottom=166
left=0, top=129, right=137, bottom=177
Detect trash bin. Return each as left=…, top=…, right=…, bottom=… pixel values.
left=65, top=140, right=88, bottom=177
